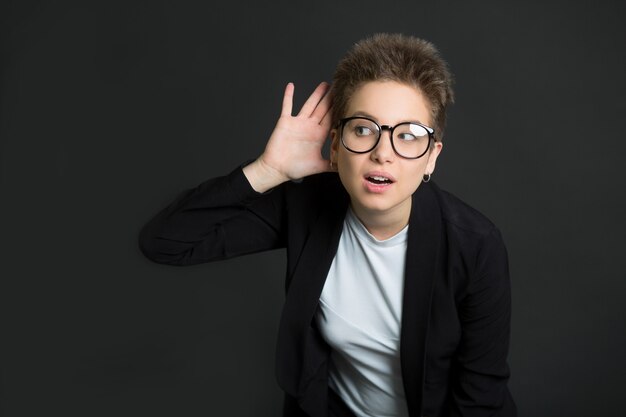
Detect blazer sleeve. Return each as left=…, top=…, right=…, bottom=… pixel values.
left=138, top=164, right=287, bottom=266
left=451, top=227, right=517, bottom=416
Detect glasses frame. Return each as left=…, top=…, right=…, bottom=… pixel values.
left=338, top=116, right=436, bottom=160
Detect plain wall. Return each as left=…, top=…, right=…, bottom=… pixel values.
left=1, top=1, right=625, bottom=416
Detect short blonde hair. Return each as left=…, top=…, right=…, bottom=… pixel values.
left=331, top=33, right=455, bottom=141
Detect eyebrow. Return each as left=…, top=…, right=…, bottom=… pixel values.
left=349, top=111, right=428, bottom=126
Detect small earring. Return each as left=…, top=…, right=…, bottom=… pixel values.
left=330, top=160, right=334, bottom=170
left=422, top=173, right=431, bottom=183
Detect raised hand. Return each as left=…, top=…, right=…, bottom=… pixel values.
left=243, top=82, right=333, bottom=193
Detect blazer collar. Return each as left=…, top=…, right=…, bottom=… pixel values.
left=401, top=181, right=443, bottom=416
left=275, top=176, right=349, bottom=404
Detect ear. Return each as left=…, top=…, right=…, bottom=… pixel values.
left=425, top=141, right=443, bottom=175
left=330, top=129, right=339, bottom=163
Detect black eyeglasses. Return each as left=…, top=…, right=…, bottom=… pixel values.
left=338, top=116, right=436, bottom=159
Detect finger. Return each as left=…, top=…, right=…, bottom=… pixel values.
left=281, top=82, right=294, bottom=117
left=319, top=105, right=334, bottom=128
left=311, top=87, right=333, bottom=122
left=297, top=82, right=329, bottom=117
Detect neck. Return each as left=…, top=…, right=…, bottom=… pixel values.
left=350, top=199, right=411, bottom=240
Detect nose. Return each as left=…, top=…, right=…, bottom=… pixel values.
left=370, top=127, right=395, bottom=163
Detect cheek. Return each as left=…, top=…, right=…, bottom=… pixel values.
left=336, top=146, right=352, bottom=169
left=336, top=152, right=364, bottom=187
left=337, top=154, right=354, bottom=182
left=402, top=161, right=429, bottom=190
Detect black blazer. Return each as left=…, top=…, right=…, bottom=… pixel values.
left=139, top=165, right=516, bottom=417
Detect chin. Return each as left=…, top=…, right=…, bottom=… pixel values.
left=352, top=195, right=406, bottom=215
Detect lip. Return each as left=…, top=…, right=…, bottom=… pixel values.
left=364, top=171, right=396, bottom=183
left=363, top=171, right=396, bottom=193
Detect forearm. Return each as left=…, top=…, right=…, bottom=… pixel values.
left=138, top=165, right=284, bottom=266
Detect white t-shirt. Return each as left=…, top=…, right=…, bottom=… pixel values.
left=315, top=207, right=409, bottom=417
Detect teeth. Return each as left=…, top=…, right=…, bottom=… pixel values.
left=371, top=176, right=389, bottom=181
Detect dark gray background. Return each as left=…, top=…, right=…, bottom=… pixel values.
left=1, top=1, right=625, bottom=416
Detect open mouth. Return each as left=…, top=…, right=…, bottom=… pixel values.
left=366, top=175, right=393, bottom=185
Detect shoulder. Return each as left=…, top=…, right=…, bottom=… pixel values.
left=293, top=171, right=344, bottom=191
left=427, top=183, right=510, bottom=292
left=429, top=182, right=498, bottom=238
left=427, top=182, right=506, bottom=259
left=283, top=172, right=347, bottom=205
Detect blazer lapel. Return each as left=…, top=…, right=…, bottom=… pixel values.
left=400, top=181, right=443, bottom=417
left=275, top=178, right=349, bottom=416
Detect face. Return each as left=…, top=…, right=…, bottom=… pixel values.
left=330, top=81, right=442, bottom=227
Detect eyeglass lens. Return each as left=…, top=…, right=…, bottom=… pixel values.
left=341, top=118, right=431, bottom=159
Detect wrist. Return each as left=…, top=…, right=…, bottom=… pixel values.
left=242, top=157, right=289, bottom=193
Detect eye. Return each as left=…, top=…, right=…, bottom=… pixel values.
left=397, top=132, right=417, bottom=141
left=354, top=125, right=374, bottom=136
left=395, top=123, right=429, bottom=142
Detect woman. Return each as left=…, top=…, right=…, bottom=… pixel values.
left=139, top=33, right=516, bottom=417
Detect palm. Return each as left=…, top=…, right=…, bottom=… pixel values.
left=261, top=82, right=333, bottom=180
